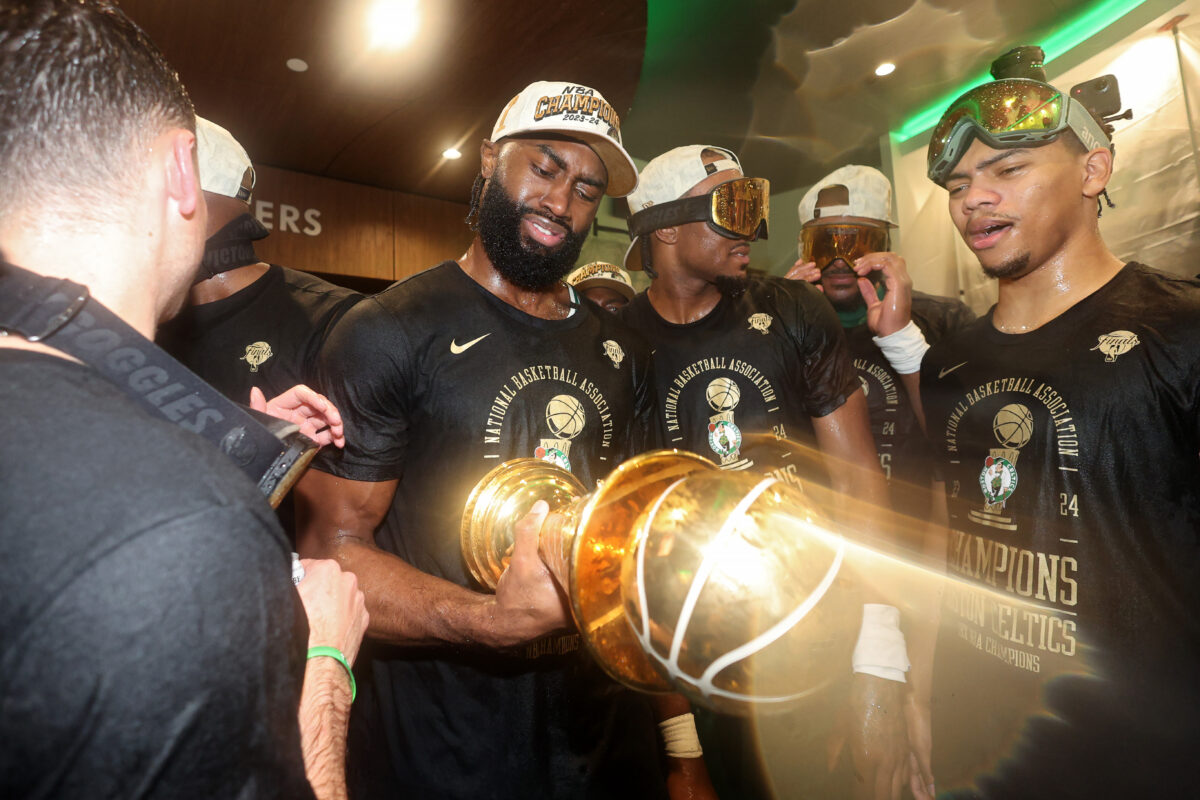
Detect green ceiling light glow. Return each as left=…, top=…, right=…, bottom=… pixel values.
left=893, top=0, right=1148, bottom=142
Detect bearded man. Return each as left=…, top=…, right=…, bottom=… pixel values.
left=295, top=82, right=675, bottom=798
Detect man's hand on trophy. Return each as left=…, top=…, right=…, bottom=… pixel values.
left=493, top=500, right=573, bottom=646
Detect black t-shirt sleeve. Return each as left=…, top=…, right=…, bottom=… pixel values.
left=3, top=506, right=314, bottom=799
left=314, top=297, right=413, bottom=481
left=784, top=281, right=859, bottom=418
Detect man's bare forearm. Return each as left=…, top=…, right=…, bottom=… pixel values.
left=298, top=658, right=352, bottom=800
left=295, top=471, right=568, bottom=650
left=329, top=536, right=530, bottom=648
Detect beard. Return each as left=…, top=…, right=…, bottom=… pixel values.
left=821, top=260, right=867, bottom=311
left=713, top=274, right=749, bottom=298
left=981, top=250, right=1032, bottom=280
left=477, top=178, right=588, bottom=290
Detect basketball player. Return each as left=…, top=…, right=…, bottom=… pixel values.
left=295, top=82, right=682, bottom=797
left=916, top=74, right=1200, bottom=797
left=157, top=117, right=361, bottom=535
left=618, top=145, right=915, bottom=800
left=789, top=165, right=975, bottom=519
left=158, top=117, right=361, bottom=421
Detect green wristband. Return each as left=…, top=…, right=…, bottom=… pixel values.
left=307, top=646, right=356, bottom=703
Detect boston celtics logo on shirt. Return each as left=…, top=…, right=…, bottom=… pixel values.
left=241, top=341, right=273, bottom=372
left=1090, top=330, right=1140, bottom=363
left=536, top=394, right=586, bottom=471
left=704, top=377, right=753, bottom=469
left=969, top=402, right=1033, bottom=529
left=979, top=455, right=1017, bottom=504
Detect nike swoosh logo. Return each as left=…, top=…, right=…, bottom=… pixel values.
left=938, top=361, right=968, bottom=379
left=450, top=333, right=490, bottom=354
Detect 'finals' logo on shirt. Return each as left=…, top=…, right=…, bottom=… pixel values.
left=241, top=341, right=273, bottom=372
left=1091, top=330, right=1140, bottom=362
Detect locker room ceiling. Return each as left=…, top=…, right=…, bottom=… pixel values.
left=119, top=0, right=1124, bottom=203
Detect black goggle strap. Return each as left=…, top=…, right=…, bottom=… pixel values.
left=0, top=261, right=315, bottom=508
left=628, top=185, right=768, bottom=241
left=628, top=194, right=713, bottom=238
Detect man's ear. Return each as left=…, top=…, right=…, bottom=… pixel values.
left=480, top=139, right=500, bottom=180
left=164, top=128, right=201, bottom=218
left=1082, top=147, right=1114, bottom=200
left=653, top=226, right=678, bottom=246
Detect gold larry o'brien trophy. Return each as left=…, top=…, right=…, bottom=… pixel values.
left=461, top=448, right=860, bottom=715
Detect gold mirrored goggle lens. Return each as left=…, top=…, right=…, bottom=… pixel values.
left=801, top=225, right=889, bottom=270
left=710, top=178, right=770, bottom=238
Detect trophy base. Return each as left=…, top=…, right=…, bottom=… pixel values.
left=460, top=458, right=586, bottom=591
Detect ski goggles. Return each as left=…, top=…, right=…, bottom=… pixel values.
left=926, top=78, right=1111, bottom=185
left=628, top=177, right=770, bottom=242
left=800, top=223, right=889, bottom=271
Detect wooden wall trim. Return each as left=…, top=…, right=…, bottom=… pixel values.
left=251, top=164, right=471, bottom=282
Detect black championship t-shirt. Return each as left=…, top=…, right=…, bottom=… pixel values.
left=315, top=261, right=663, bottom=799
left=0, top=351, right=313, bottom=799
left=845, top=292, right=975, bottom=519
left=157, top=264, right=361, bottom=403
left=920, top=263, right=1200, bottom=798
left=619, top=275, right=858, bottom=484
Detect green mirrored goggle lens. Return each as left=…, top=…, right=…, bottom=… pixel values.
left=927, top=79, right=1069, bottom=184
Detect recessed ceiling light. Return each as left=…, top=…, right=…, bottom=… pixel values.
left=369, top=0, right=420, bottom=50
left=875, top=62, right=896, bottom=77
left=286, top=58, right=308, bottom=72
left=442, top=147, right=462, bottom=160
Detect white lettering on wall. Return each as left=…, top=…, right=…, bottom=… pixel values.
left=303, top=208, right=322, bottom=236
left=254, top=202, right=323, bottom=237
left=279, top=204, right=300, bottom=233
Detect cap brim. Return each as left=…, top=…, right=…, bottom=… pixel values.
left=576, top=134, right=638, bottom=198
left=574, top=277, right=635, bottom=301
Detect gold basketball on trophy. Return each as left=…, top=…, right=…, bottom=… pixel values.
left=620, top=471, right=857, bottom=715
left=461, top=449, right=860, bottom=713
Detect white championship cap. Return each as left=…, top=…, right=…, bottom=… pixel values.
left=491, top=80, right=638, bottom=198
left=622, top=144, right=742, bottom=270
left=798, top=164, right=895, bottom=228
left=196, top=117, right=255, bottom=203
left=566, top=262, right=636, bottom=301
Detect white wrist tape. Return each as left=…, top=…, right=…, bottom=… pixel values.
left=658, top=712, right=703, bottom=759
left=872, top=320, right=929, bottom=374
left=852, top=604, right=910, bottom=683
